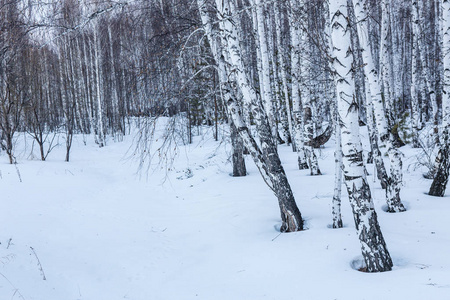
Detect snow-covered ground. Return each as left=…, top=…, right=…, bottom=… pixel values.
left=1, top=121, right=449, bottom=300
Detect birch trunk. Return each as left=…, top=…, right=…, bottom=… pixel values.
left=198, top=0, right=303, bottom=232
left=230, top=120, right=247, bottom=177
left=437, top=0, right=445, bottom=133
left=266, top=6, right=283, bottom=144
left=108, top=24, right=123, bottom=140
left=298, top=0, right=321, bottom=175
left=221, top=0, right=303, bottom=232
left=82, top=35, right=97, bottom=140
left=274, top=2, right=294, bottom=147
left=65, top=38, right=78, bottom=162
left=253, top=0, right=277, bottom=142
left=93, top=29, right=105, bottom=147
left=417, top=0, right=438, bottom=141
left=353, top=0, right=406, bottom=213
left=75, top=37, right=86, bottom=133
left=58, top=40, right=73, bottom=162
left=289, top=0, right=309, bottom=169
left=429, top=0, right=450, bottom=197
left=332, top=106, right=343, bottom=229
left=330, top=0, right=393, bottom=272
left=269, top=16, right=289, bottom=145
left=380, top=0, right=394, bottom=124
left=347, top=0, right=366, bottom=123
left=365, top=80, right=389, bottom=190
left=411, top=0, right=422, bottom=147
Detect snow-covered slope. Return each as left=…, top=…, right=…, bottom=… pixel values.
left=0, top=124, right=449, bottom=300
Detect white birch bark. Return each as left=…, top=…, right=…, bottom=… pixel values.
left=266, top=8, right=284, bottom=143
left=108, top=24, right=123, bottom=140
left=93, top=29, right=105, bottom=147
left=332, top=104, right=343, bottom=229
left=298, top=0, right=321, bottom=175
left=74, top=37, right=86, bottom=133
left=443, top=0, right=450, bottom=131
left=222, top=0, right=303, bottom=231
left=274, top=2, right=294, bottom=147
left=411, top=0, right=422, bottom=147
left=390, top=0, right=403, bottom=114
left=250, top=5, right=266, bottom=115
left=429, top=0, right=450, bottom=196
left=347, top=0, right=366, bottom=123
left=253, top=0, right=277, bottom=141
left=57, top=41, right=68, bottom=129
left=329, top=0, right=393, bottom=272
left=69, top=38, right=83, bottom=130
left=82, top=35, right=98, bottom=142
left=198, top=0, right=304, bottom=231
left=92, top=26, right=105, bottom=148
left=365, top=77, right=388, bottom=190
left=437, top=0, right=445, bottom=132
left=65, top=38, right=79, bottom=161
left=353, top=0, right=406, bottom=213
left=417, top=0, right=438, bottom=139
left=380, top=0, right=394, bottom=122
left=289, top=0, right=308, bottom=169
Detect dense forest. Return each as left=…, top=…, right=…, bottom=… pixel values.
left=1, top=0, right=449, bottom=273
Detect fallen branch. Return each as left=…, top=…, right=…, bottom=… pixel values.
left=305, top=125, right=333, bottom=148
left=30, top=247, right=46, bottom=281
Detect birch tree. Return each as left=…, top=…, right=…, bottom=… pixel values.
left=298, top=0, right=321, bottom=175
left=352, top=0, right=406, bottom=213
left=252, top=0, right=277, bottom=142
left=273, top=2, right=294, bottom=146
left=416, top=0, right=439, bottom=140
left=230, top=120, right=247, bottom=177
left=329, top=0, right=393, bottom=272
left=411, top=0, right=422, bottom=147
left=289, top=0, right=309, bottom=169
left=0, top=1, right=25, bottom=164
left=332, top=103, right=343, bottom=229
left=197, top=0, right=304, bottom=232
left=380, top=0, right=394, bottom=123
left=429, top=0, right=450, bottom=197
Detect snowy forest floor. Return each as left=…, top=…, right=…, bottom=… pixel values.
left=0, top=120, right=449, bottom=300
